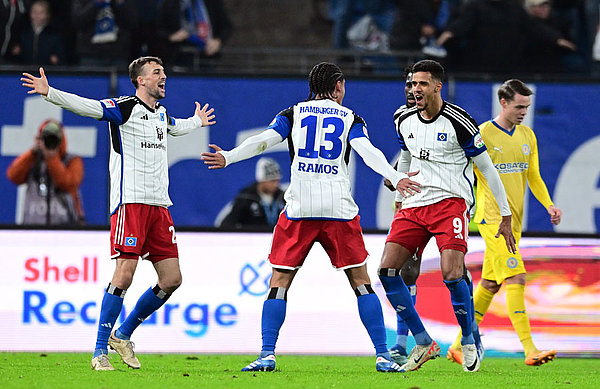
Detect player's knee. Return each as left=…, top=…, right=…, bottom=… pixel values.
left=160, top=275, right=182, bottom=294
left=441, top=267, right=463, bottom=282
left=401, top=263, right=420, bottom=285
left=505, top=273, right=526, bottom=286
left=111, top=274, right=134, bottom=290
left=480, top=278, right=501, bottom=294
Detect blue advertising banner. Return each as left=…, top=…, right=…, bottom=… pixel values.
left=1, top=73, right=598, bottom=232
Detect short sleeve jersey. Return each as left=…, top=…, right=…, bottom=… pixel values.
left=101, top=96, right=178, bottom=213
left=396, top=101, right=487, bottom=212
left=266, top=99, right=368, bottom=220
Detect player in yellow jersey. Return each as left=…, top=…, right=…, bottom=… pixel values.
left=447, top=79, right=562, bottom=366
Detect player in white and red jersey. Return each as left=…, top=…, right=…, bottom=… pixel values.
left=21, top=57, right=215, bottom=371
left=377, top=60, right=517, bottom=373
left=201, top=62, right=421, bottom=373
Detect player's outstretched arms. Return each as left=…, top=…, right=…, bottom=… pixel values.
left=21, top=67, right=50, bottom=96
left=495, top=215, right=517, bottom=254
left=202, top=129, right=283, bottom=170
left=194, top=102, right=216, bottom=127
left=201, top=144, right=226, bottom=169
left=548, top=205, right=562, bottom=225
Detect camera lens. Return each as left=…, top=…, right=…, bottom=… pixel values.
left=43, top=133, right=60, bottom=149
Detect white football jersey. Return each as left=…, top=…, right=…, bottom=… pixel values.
left=43, top=88, right=202, bottom=214
left=267, top=99, right=369, bottom=220
left=101, top=96, right=202, bottom=213
left=396, top=102, right=487, bottom=212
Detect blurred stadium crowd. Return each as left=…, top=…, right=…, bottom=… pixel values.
left=1, top=0, right=599, bottom=76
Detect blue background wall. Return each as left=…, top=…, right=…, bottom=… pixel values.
left=1, top=73, right=598, bottom=232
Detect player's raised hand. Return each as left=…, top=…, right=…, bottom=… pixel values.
left=396, top=170, right=421, bottom=197
left=547, top=205, right=562, bottom=225
left=195, top=102, right=216, bottom=127
left=21, top=67, right=50, bottom=96
left=495, top=215, right=517, bottom=254
left=201, top=144, right=226, bottom=169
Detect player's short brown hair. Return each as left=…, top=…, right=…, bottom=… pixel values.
left=412, top=60, right=445, bottom=83
left=497, top=79, right=533, bottom=102
left=128, top=56, right=164, bottom=88
left=307, top=62, right=345, bottom=101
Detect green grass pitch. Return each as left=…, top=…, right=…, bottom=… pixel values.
left=1, top=353, right=599, bottom=388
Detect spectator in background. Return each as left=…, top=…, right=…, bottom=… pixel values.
left=71, top=0, right=138, bottom=67
left=219, top=157, right=286, bottom=229
left=157, top=0, right=232, bottom=67
left=45, top=0, right=78, bottom=65
left=15, top=0, right=66, bottom=65
left=1, top=0, right=27, bottom=64
left=390, top=0, right=454, bottom=58
left=6, top=119, right=85, bottom=225
left=329, top=0, right=397, bottom=51
left=437, top=0, right=532, bottom=73
left=130, top=0, right=160, bottom=58
left=524, top=0, right=579, bottom=73
left=593, top=0, right=600, bottom=70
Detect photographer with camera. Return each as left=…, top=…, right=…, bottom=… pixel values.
left=6, top=119, right=85, bottom=225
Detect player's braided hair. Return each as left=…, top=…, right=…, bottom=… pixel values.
left=307, top=62, right=345, bottom=101
left=129, top=56, right=164, bottom=88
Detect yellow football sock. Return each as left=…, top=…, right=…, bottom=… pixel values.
left=506, top=283, right=536, bottom=356
left=450, top=285, right=495, bottom=350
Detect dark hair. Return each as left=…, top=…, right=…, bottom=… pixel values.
left=307, top=62, right=345, bottom=101
left=497, top=79, right=533, bottom=102
left=403, top=64, right=413, bottom=81
left=412, top=60, right=445, bottom=83
left=128, top=56, right=163, bottom=88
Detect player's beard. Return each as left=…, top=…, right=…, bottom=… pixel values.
left=149, top=86, right=165, bottom=100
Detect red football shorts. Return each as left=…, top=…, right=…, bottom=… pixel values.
left=268, top=213, right=369, bottom=270
left=110, top=203, right=178, bottom=263
left=387, top=197, right=469, bottom=254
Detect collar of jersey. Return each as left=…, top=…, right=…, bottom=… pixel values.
left=417, top=101, right=445, bottom=124
left=134, top=95, right=160, bottom=113
left=491, top=120, right=516, bottom=136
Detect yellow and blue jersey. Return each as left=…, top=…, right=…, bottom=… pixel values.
left=473, top=120, right=553, bottom=232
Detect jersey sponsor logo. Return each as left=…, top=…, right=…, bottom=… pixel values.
left=124, top=237, right=137, bottom=247
left=495, top=162, right=528, bottom=173
left=160, top=113, right=165, bottom=121
left=156, top=126, right=164, bottom=141
left=101, top=99, right=116, bottom=108
left=419, top=149, right=430, bottom=160
left=507, top=257, right=518, bottom=268
left=141, top=141, right=166, bottom=150
left=140, top=114, right=148, bottom=120
left=437, top=132, right=447, bottom=141
left=297, top=162, right=339, bottom=175
left=522, top=143, right=530, bottom=155
left=408, top=133, right=414, bottom=139
left=493, top=146, right=503, bottom=153
left=474, top=133, right=485, bottom=148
